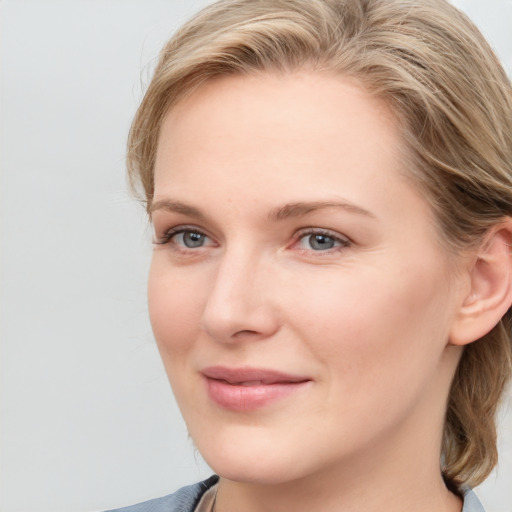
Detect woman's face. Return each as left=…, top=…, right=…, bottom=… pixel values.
left=149, top=72, right=467, bottom=485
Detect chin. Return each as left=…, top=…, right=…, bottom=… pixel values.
left=208, top=456, right=301, bottom=486
left=190, top=426, right=310, bottom=485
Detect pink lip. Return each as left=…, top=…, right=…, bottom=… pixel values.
left=201, top=366, right=311, bottom=411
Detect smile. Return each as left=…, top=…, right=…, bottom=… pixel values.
left=201, top=366, right=311, bottom=411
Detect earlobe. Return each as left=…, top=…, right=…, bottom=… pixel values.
left=449, top=219, right=512, bottom=346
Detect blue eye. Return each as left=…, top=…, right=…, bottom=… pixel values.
left=155, top=227, right=213, bottom=249
left=296, top=231, right=350, bottom=251
left=176, top=231, right=207, bottom=248
left=306, top=234, right=336, bottom=250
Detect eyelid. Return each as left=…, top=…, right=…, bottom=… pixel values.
left=292, top=227, right=352, bottom=251
left=297, top=227, right=351, bottom=240
left=153, top=224, right=214, bottom=246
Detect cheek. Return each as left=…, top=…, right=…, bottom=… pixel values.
left=285, top=262, right=454, bottom=381
left=147, top=257, right=206, bottom=357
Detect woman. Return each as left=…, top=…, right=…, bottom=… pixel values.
left=109, top=0, right=512, bottom=511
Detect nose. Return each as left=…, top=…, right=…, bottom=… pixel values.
left=200, top=248, right=280, bottom=343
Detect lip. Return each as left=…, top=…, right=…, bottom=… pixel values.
left=201, top=366, right=311, bottom=411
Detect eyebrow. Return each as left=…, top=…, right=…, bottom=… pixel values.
left=268, top=201, right=376, bottom=221
left=149, top=199, right=206, bottom=220
left=149, top=198, right=376, bottom=221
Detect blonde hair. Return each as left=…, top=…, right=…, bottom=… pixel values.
left=128, top=0, right=512, bottom=488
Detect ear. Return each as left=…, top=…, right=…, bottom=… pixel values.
left=449, top=218, right=512, bottom=346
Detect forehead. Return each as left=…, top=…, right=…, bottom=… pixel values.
left=155, top=71, right=403, bottom=187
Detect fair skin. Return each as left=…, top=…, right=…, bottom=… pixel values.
left=148, top=71, right=471, bottom=512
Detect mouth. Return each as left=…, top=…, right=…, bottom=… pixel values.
left=201, top=366, right=311, bottom=411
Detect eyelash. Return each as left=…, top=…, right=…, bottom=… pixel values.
left=153, top=226, right=352, bottom=253
left=293, top=228, right=352, bottom=253
left=154, top=225, right=210, bottom=247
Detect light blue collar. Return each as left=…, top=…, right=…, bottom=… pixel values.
left=461, top=487, right=486, bottom=512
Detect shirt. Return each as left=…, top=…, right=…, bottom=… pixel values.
left=105, top=475, right=486, bottom=512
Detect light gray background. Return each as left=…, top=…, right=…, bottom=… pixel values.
left=1, top=1, right=511, bottom=511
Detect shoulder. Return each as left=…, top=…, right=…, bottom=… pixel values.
left=461, top=487, right=486, bottom=512
left=104, top=475, right=219, bottom=512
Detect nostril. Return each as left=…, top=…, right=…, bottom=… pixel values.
left=229, top=329, right=267, bottom=341
left=233, top=329, right=259, bottom=337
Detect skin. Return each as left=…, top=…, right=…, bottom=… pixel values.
left=148, top=71, right=468, bottom=512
